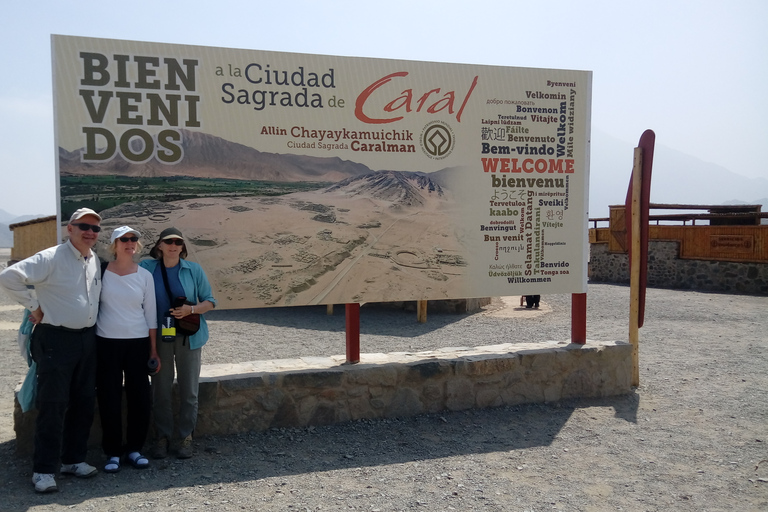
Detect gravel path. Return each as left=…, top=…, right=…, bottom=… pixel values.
left=1, top=248, right=766, bottom=511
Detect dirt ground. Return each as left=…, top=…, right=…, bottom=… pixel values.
left=0, top=247, right=767, bottom=511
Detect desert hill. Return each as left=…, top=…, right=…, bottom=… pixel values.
left=324, top=170, right=445, bottom=208
left=59, top=129, right=372, bottom=183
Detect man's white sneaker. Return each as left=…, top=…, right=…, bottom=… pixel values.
left=60, top=462, right=98, bottom=478
left=31, top=473, right=58, bottom=493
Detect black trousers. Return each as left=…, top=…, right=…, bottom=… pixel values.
left=525, top=295, right=541, bottom=308
left=31, top=324, right=97, bottom=474
left=96, top=336, right=151, bottom=457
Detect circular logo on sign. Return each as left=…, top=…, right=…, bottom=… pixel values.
left=420, top=121, right=455, bottom=160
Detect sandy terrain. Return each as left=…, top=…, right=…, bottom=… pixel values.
left=96, top=189, right=469, bottom=310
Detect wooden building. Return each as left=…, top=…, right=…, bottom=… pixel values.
left=8, top=216, right=57, bottom=264
left=589, top=204, right=768, bottom=294
left=591, top=204, right=768, bottom=262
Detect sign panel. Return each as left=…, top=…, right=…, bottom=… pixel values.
left=52, top=35, right=592, bottom=309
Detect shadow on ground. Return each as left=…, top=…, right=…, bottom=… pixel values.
left=206, top=302, right=482, bottom=337
left=2, top=393, right=638, bottom=511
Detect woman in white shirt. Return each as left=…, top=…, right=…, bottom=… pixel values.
left=96, top=226, right=160, bottom=472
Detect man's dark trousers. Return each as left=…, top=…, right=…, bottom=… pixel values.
left=31, top=324, right=97, bottom=474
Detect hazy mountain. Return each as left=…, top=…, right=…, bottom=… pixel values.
left=0, top=224, right=11, bottom=248
left=59, top=129, right=371, bottom=182
left=589, top=129, right=768, bottom=218
left=0, top=209, right=17, bottom=225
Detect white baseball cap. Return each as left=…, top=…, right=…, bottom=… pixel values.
left=110, top=226, right=141, bottom=244
left=69, top=207, right=102, bottom=223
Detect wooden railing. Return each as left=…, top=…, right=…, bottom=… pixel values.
left=589, top=204, right=768, bottom=264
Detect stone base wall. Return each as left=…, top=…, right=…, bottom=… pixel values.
left=589, top=241, right=768, bottom=294
left=14, top=341, right=632, bottom=455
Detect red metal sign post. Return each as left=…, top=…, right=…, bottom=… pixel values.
left=345, top=303, right=360, bottom=364
left=571, top=293, right=587, bottom=344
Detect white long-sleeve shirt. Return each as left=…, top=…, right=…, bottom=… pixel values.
left=0, top=240, right=100, bottom=329
left=97, top=266, right=157, bottom=339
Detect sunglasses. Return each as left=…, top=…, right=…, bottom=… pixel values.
left=72, top=223, right=102, bottom=233
left=162, top=238, right=184, bottom=246
left=118, top=236, right=139, bottom=243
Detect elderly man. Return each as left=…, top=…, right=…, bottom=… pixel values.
left=0, top=208, right=103, bottom=493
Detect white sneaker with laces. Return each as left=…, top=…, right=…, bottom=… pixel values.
left=60, top=462, right=98, bottom=478
left=31, top=473, right=58, bottom=493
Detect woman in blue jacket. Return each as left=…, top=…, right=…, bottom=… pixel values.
left=140, top=227, right=216, bottom=459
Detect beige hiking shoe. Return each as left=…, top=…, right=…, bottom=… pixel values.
left=152, top=437, right=169, bottom=459
left=177, top=435, right=193, bottom=459
left=60, top=462, right=98, bottom=478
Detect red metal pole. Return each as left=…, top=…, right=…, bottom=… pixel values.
left=345, top=303, right=360, bottom=363
left=571, top=293, right=587, bottom=345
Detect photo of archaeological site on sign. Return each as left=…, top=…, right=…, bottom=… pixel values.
left=60, top=134, right=469, bottom=309
left=53, top=35, right=592, bottom=309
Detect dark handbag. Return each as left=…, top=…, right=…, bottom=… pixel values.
left=172, top=296, right=201, bottom=335
left=160, top=263, right=201, bottom=337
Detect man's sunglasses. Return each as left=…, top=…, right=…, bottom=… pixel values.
left=162, top=239, right=184, bottom=246
left=72, top=223, right=102, bottom=233
left=118, top=236, right=139, bottom=243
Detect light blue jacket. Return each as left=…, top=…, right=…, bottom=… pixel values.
left=18, top=309, right=36, bottom=413
left=140, top=258, right=217, bottom=350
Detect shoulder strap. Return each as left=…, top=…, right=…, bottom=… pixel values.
left=100, top=261, right=109, bottom=279
left=158, top=262, right=174, bottom=301
left=159, top=262, right=189, bottom=343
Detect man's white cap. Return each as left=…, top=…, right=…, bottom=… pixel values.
left=110, top=226, right=141, bottom=244
left=69, top=207, right=102, bottom=223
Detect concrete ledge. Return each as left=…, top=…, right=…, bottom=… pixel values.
left=14, top=340, right=632, bottom=454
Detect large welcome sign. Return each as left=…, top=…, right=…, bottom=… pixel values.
left=52, top=35, right=592, bottom=309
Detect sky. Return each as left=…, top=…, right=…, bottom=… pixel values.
left=1, top=0, right=766, bottom=217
